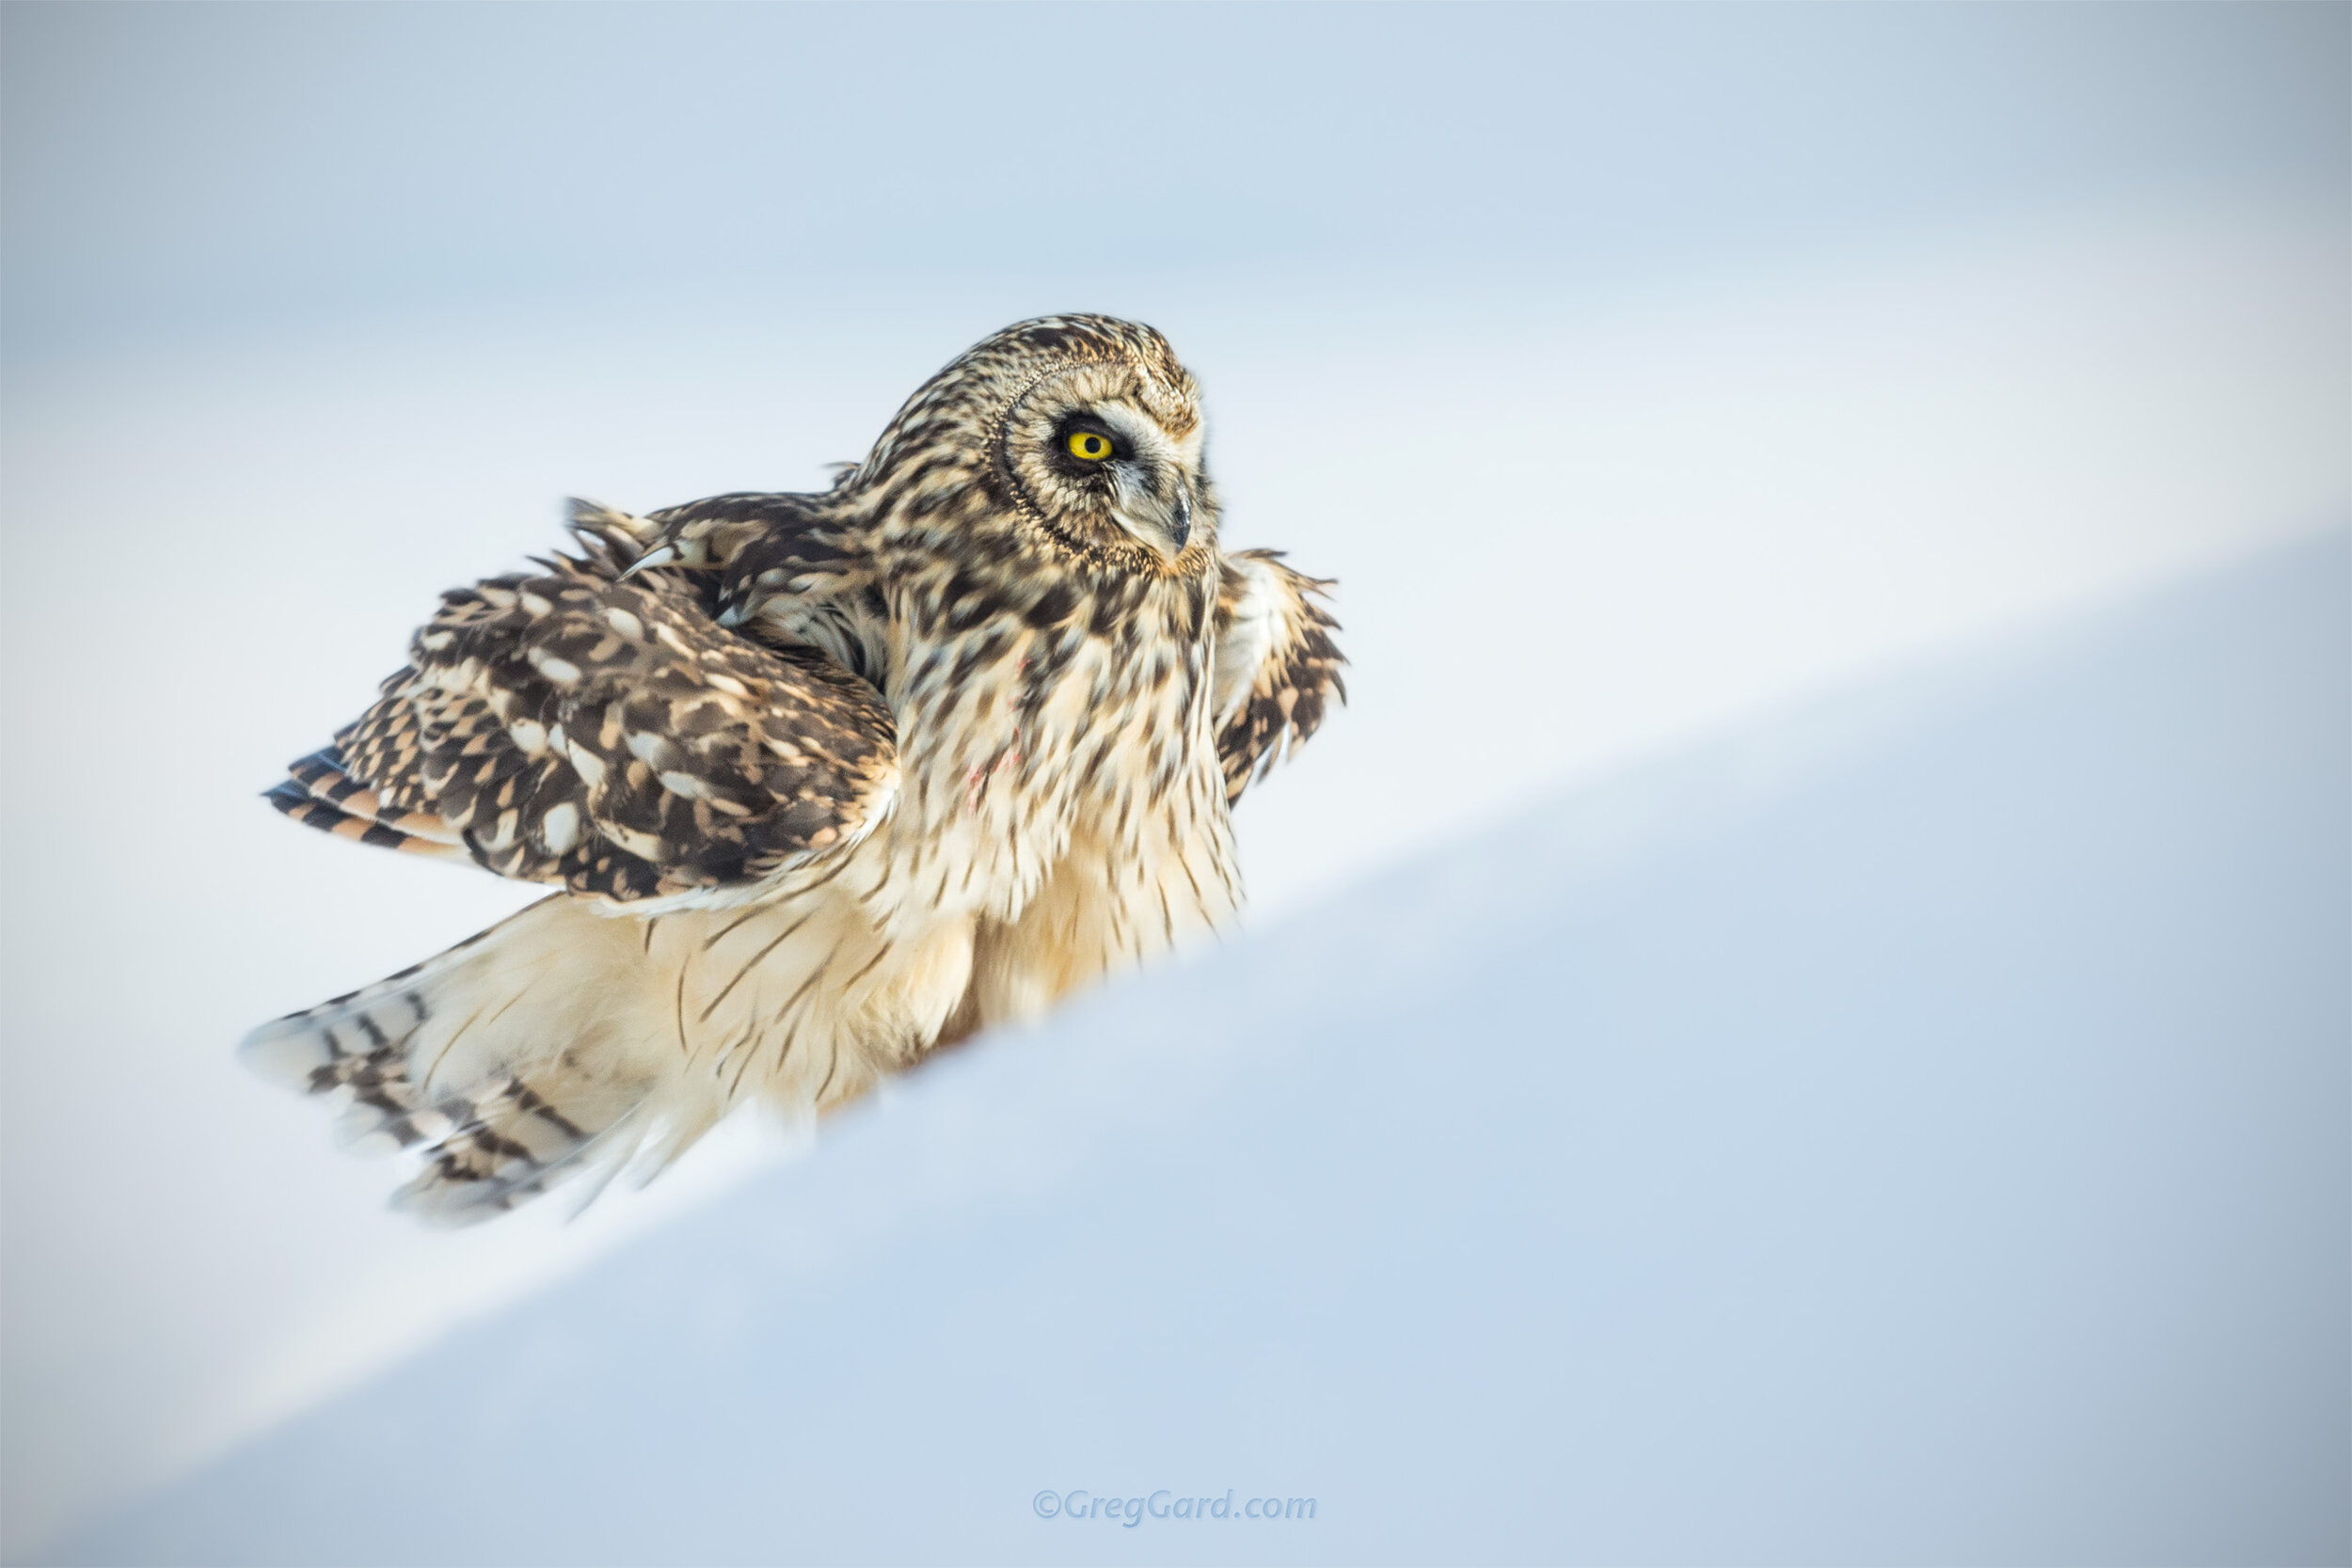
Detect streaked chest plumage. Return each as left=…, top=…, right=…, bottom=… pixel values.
left=873, top=550, right=1235, bottom=944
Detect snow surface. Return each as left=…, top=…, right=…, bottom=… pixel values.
left=59, top=532, right=2348, bottom=1565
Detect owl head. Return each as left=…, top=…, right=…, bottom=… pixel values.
left=862, top=315, right=1216, bottom=575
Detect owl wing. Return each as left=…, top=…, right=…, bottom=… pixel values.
left=265, top=503, right=896, bottom=905
left=1211, top=549, right=1346, bottom=803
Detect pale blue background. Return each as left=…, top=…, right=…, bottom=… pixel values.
left=7, top=4, right=2341, bottom=355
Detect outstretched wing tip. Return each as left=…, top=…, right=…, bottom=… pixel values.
left=270, top=539, right=896, bottom=904
left=1214, top=550, right=1346, bottom=802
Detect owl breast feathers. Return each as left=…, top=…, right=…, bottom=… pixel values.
left=244, top=314, right=1344, bottom=1223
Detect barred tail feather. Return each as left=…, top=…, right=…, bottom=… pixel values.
left=263, top=747, right=469, bottom=863
left=242, top=844, right=972, bottom=1224
left=240, top=896, right=723, bottom=1226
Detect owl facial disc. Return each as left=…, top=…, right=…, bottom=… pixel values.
left=999, top=360, right=1208, bottom=568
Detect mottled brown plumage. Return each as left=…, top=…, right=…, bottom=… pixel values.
left=304, top=506, right=896, bottom=903
left=245, top=315, right=1343, bottom=1221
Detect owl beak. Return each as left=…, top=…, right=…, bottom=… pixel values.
left=1132, top=478, right=1192, bottom=559
left=1109, top=467, right=1196, bottom=561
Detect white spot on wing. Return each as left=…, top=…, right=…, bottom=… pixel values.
left=529, top=649, right=582, bottom=686
left=564, top=740, right=608, bottom=788
left=540, top=800, right=580, bottom=854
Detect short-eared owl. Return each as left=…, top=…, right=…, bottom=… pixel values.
left=243, top=316, right=1343, bottom=1222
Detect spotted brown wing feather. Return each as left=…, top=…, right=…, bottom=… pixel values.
left=1211, top=549, right=1346, bottom=803
left=270, top=504, right=897, bottom=904
left=637, top=491, right=888, bottom=684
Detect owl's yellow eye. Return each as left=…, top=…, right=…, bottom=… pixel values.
left=1066, top=431, right=1113, bottom=462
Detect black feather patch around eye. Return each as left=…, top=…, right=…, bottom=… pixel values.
left=1049, top=413, right=1130, bottom=472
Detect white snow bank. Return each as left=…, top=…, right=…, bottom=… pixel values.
left=61, top=531, right=2349, bottom=1565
